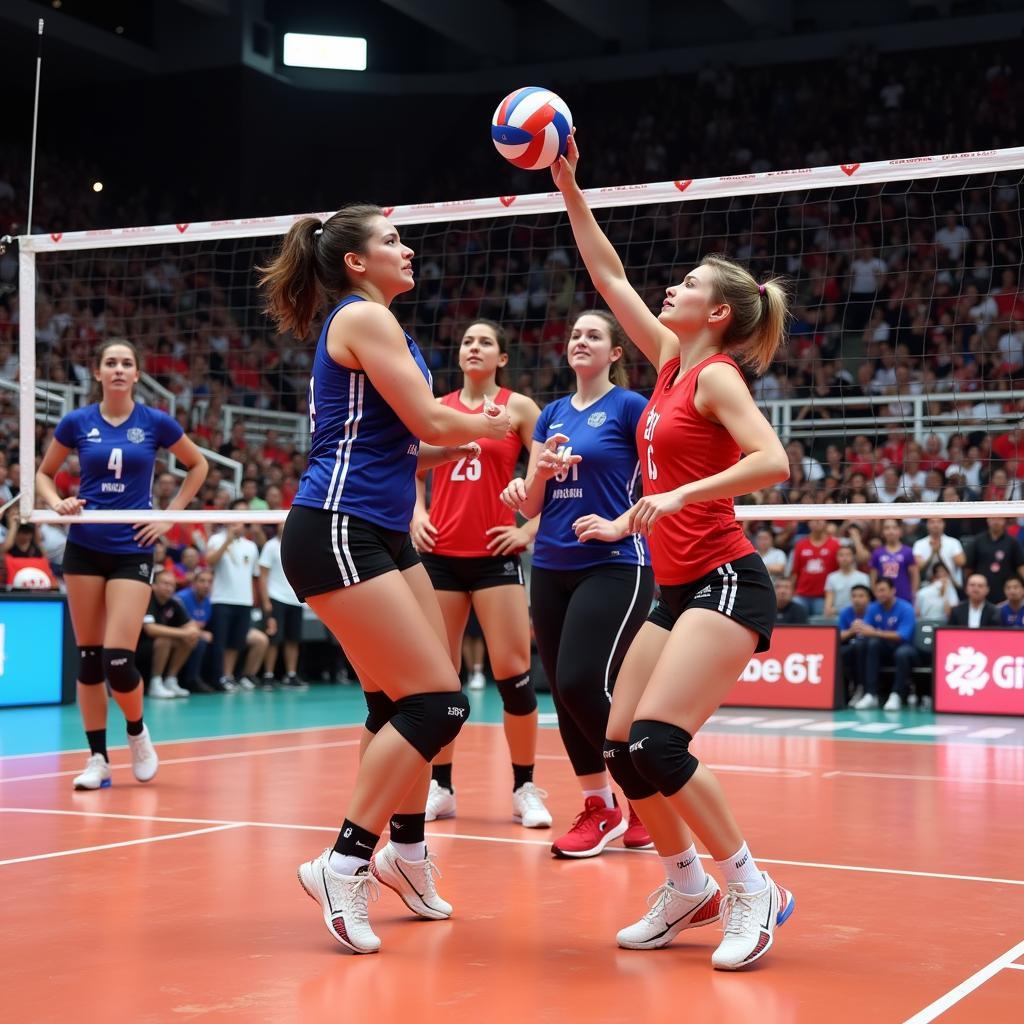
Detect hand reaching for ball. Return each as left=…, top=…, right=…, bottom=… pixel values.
left=551, top=129, right=579, bottom=192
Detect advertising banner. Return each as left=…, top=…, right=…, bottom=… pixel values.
left=934, top=628, right=1024, bottom=716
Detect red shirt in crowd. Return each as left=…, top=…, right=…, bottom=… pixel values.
left=791, top=534, right=840, bottom=598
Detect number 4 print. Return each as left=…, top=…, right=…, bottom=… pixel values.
left=107, top=448, right=123, bottom=479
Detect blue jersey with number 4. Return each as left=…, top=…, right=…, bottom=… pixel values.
left=54, top=403, right=183, bottom=554
left=531, top=388, right=650, bottom=570
left=292, top=295, right=432, bottom=531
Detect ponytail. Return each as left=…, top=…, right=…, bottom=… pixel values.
left=257, top=203, right=382, bottom=339
left=701, top=254, right=790, bottom=375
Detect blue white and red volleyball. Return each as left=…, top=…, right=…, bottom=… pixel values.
left=491, top=88, right=573, bottom=171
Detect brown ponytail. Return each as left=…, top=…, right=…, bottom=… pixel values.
left=257, top=203, right=382, bottom=339
left=574, top=309, right=631, bottom=387
left=701, top=254, right=789, bottom=375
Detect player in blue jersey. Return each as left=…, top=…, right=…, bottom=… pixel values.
left=500, top=311, right=656, bottom=858
left=36, top=339, right=208, bottom=791
left=258, top=204, right=511, bottom=954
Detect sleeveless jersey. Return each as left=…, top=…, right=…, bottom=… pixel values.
left=53, top=403, right=183, bottom=555
left=532, top=387, right=650, bottom=571
left=429, top=387, right=522, bottom=557
left=292, top=296, right=432, bottom=531
left=638, top=353, right=755, bottom=585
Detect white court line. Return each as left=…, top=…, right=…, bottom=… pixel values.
left=823, top=770, right=1024, bottom=788
left=1005, top=963, right=1024, bottom=971
left=902, top=938, right=1024, bottom=1024
left=0, top=739, right=361, bottom=783
left=0, top=823, right=242, bottom=867
left=4, top=807, right=1024, bottom=888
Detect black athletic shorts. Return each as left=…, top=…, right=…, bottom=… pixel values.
left=648, top=552, right=775, bottom=653
left=211, top=604, right=251, bottom=651
left=62, top=540, right=154, bottom=584
left=269, top=599, right=304, bottom=645
left=281, top=505, right=420, bottom=600
left=420, top=552, right=524, bottom=592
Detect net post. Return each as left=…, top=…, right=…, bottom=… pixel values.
left=18, top=239, right=37, bottom=520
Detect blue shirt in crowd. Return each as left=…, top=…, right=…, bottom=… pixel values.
left=864, top=598, right=916, bottom=644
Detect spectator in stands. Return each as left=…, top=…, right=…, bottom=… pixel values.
left=824, top=541, right=871, bottom=616
left=869, top=518, right=919, bottom=603
left=177, top=569, right=216, bottom=692
left=850, top=577, right=917, bottom=711
left=775, top=577, right=809, bottom=625
left=0, top=510, right=57, bottom=589
left=872, top=465, right=902, bottom=503
left=258, top=529, right=306, bottom=691
left=241, top=477, right=268, bottom=510
left=786, top=439, right=824, bottom=483
left=992, top=424, right=1024, bottom=473
left=964, top=518, right=1024, bottom=597
left=999, top=576, right=1024, bottom=627
left=206, top=500, right=261, bottom=692
left=948, top=573, right=1001, bottom=628
left=790, top=519, right=839, bottom=616
left=839, top=583, right=872, bottom=705
left=915, top=562, right=959, bottom=621
left=912, top=517, right=966, bottom=589
left=753, top=527, right=787, bottom=577
left=139, top=570, right=201, bottom=699
left=982, top=466, right=1022, bottom=502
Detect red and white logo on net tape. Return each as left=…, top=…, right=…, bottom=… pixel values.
left=673, top=180, right=693, bottom=192
left=176, top=224, right=190, bottom=234
left=840, top=163, right=861, bottom=176
left=50, top=233, right=62, bottom=242
left=499, top=196, right=517, bottom=208
left=380, top=207, right=394, bottom=217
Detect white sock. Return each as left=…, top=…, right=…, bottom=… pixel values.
left=714, top=842, right=763, bottom=893
left=582, top=786, right=614, bottom=809
left=391, top=840, right=427, bottom=862
left=661, top=844, right=708, bottom=895
left=328, top=851, right=370, bottom=876
left=150, top=675, right=163, bottom=687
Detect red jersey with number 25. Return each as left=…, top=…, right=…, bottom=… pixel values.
left=638, top=354, right=754, bottom=585
left=429, top=388, right=523, bottom=557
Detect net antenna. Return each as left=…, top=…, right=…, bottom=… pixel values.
left=27, top=18, right=45, bottom=235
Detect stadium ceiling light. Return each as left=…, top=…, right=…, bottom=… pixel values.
left=282, top=33, right=367, bottom=71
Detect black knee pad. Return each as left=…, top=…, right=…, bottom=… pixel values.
left=390, top=691, right=471, bottom=762
left=103, top=648, right=141, bottom=694
left=78, top=645, right=105, bottom=686
left=603, top=739, right=658, bottom=801
left=628, top=719, right=699, bottom=797
left=495, top=672, right=537, bottom=717
left=364, top=690, right=397, bottom=734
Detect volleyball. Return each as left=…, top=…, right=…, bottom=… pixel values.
left=491, top=87, right=573, bottom=171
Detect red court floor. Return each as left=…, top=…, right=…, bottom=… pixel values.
left=1, top=723, right=1022, bottom=1023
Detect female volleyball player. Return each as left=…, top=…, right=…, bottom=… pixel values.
left=500, top=310, right=656, bottom=858
left=412, top=319, right=552, bottom=829
left=36, top=339, right=208, bottom=791
left=556, top=134, right=796, bottom=970
left=259, top=205, right=511, bottom=954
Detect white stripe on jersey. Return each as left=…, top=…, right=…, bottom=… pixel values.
left=323, top=373, right=366, bottom=511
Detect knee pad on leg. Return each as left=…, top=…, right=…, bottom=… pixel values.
left=495, top=672, right=537, bottom=717
left=103, top=648, right=142, bottom=694
left=390, top=691, right=471, bottom=762
left=364, top=690, right=397, bottom=734
left=602, top=739, right=658, bottom=801
left=78, top=645, right=105, bottom=686
left=628, top=720, right=699, bottom=797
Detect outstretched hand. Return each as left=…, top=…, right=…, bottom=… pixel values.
left=550, top=129, right=579, bottom=192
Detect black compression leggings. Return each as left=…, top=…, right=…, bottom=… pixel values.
left=530, top=563, right=654, bottom=777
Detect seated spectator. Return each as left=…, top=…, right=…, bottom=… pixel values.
left=790, top=519, right=839, bottom=616
left=912, top=517, right=966, bottom=589
left=850, top=578, right=917, bottom=711
left=177, top=569, right=216, bottom=693
left=948, top=573, right=1001, bottom=628
left=824, top=541, right=870, bottom=616
left=964, top=518, right=1024, bottom=599
left=872, top=465, right=902, bottom=503
left=869, top=518, right=919, bottom=604
left=753, top=527, right=787, bottom=577
left=915, top=563, right=959, bottom=621
left=138, top=570, right=203, bottom=699
left=775, top=577, right=809, bottom=625
left=999, top=577, right=1024, bottom=627
left=173, top=545, right=202, bottom=586
left=0, top=510, right=57, bottom=589
left=838, top=583, right=873, bottom=705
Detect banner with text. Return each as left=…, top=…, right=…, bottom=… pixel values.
left=722, top=626, right=840, bottom=711
left=935, top=628, right=1024, bottom=716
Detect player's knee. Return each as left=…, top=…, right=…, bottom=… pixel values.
left=103, top=648, right=142, bottom=694
left=364, top=690, right=397, bottom=734
left=603, top=738, right=658, bottom=800
left=628, top=719, right=699, bottom=797
left=389, top=690, right=471, bottom=761
left=78, top=645, right=105, bottom=686
left=495, top=672, right=537, bottom=716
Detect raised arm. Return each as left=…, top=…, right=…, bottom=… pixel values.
left=552, top=134, right=679, bottom=371
left=330, top=301, right=509, bottom=445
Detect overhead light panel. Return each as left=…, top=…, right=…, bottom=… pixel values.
left=283, top=33, right=367, bottom=71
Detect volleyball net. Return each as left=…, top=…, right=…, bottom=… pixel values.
left=16, top=146, right=1024, bottom=527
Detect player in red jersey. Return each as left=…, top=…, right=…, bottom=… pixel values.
left=556, top=133, right=796, bottom=970
left=411, top=320, right=552, bottom=828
